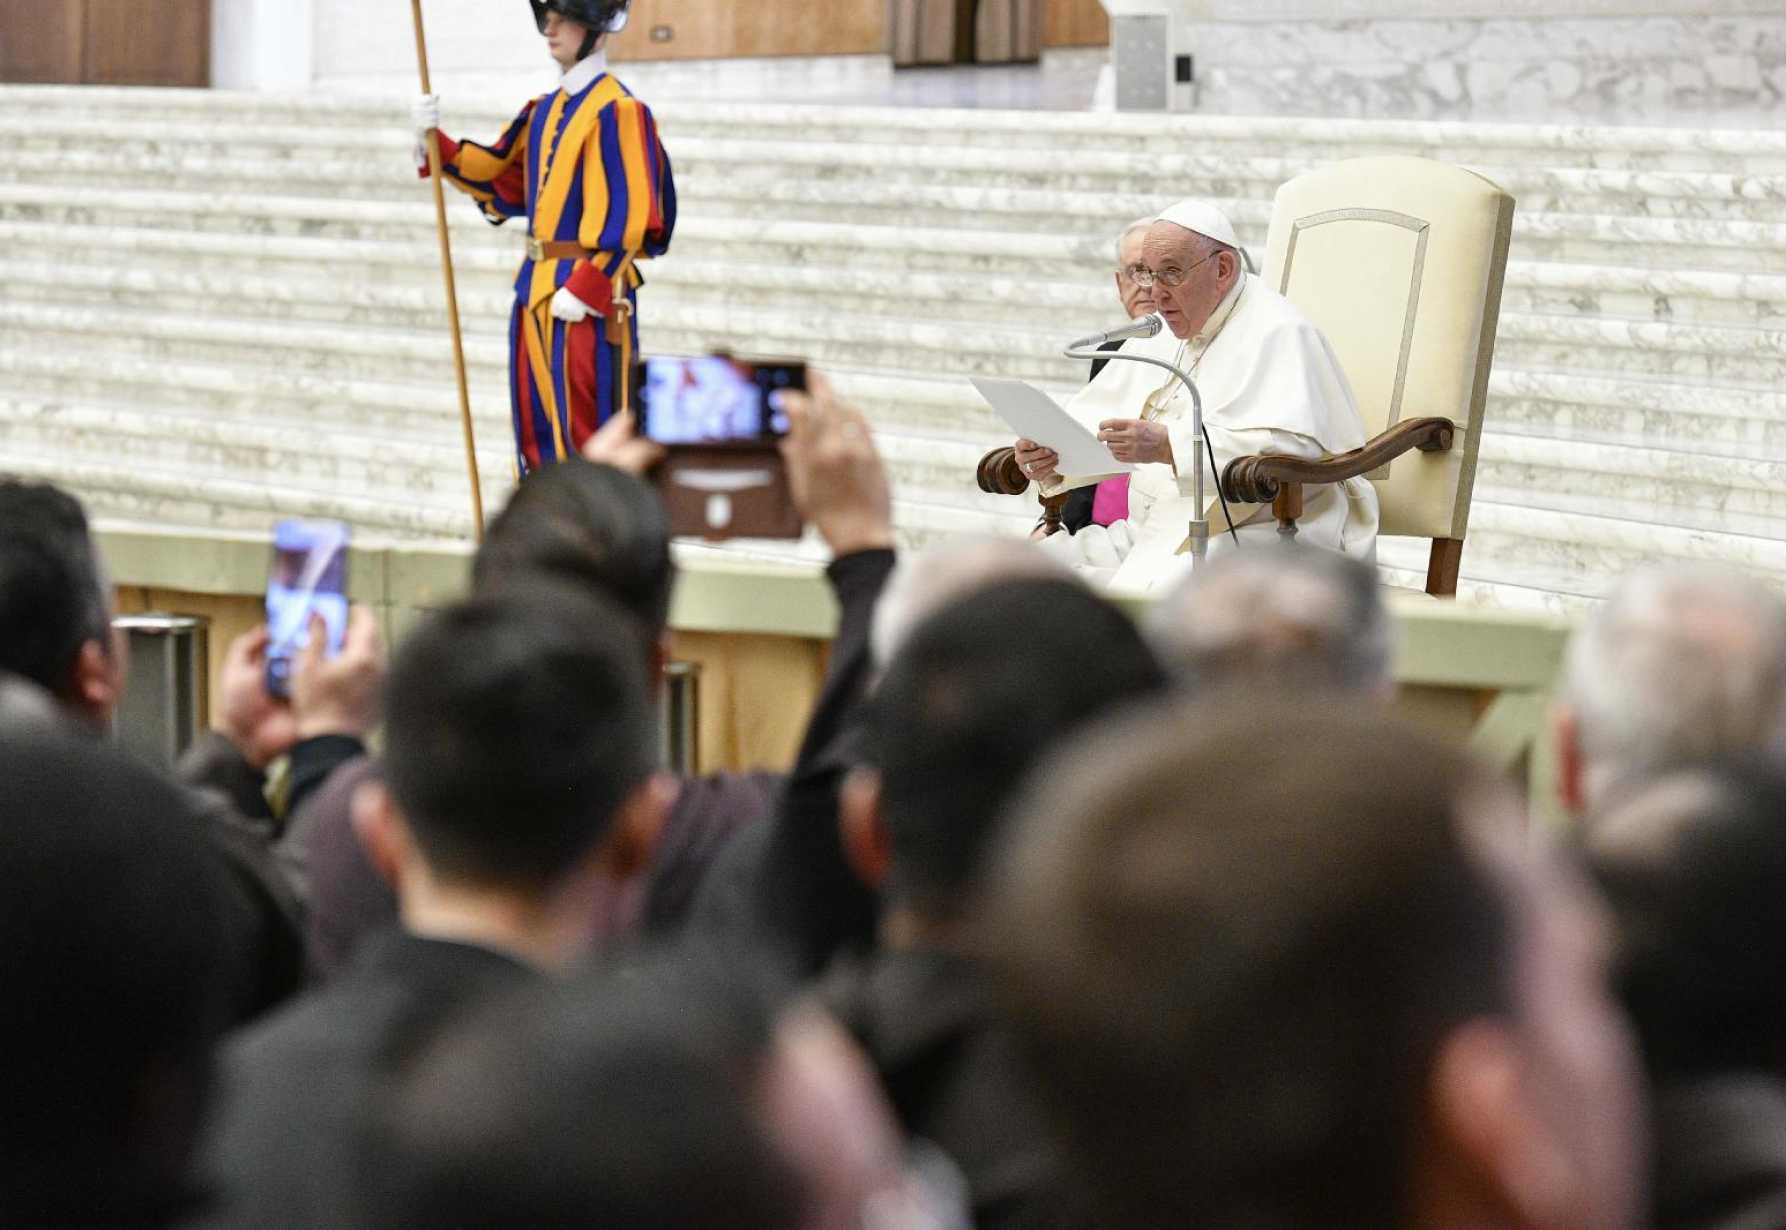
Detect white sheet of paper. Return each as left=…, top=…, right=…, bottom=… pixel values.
left=969, top=377, right=1134, bottom=478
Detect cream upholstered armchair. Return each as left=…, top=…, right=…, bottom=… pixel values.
left=1221, top=156, right=1516, bottom=596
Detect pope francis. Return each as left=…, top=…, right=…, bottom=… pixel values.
left=1017, top=200, right=1379, bottom=592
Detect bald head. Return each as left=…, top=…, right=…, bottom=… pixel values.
left=870, top=536, right=1070, bottom=666
left=1150, top=547, right=1393, bottom=699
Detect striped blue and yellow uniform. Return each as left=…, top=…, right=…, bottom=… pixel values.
left=433, top=73, right=676, bottom=474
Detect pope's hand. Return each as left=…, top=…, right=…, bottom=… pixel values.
left=1098, top=418, right=1173, bottom=466
left=551, top=286, right=598, bottom=322
left=1013, top=438, right=1059, bottom=484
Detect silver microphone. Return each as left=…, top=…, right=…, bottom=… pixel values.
left=1066, top=312, right=1164, bottom=352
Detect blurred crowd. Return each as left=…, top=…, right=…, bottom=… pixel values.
left=4, top=378, right=1785, bottom=1230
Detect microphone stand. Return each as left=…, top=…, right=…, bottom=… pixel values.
left=1061, top=343, right=1210, bottom=563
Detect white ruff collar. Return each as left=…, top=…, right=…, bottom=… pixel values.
left=560, top=48, right=609, bottom=94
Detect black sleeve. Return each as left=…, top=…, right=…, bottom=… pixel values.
left=741, top=547, right=896, bottom=984
left=1059, top=486, right=1096, bottom=535
left=176, top=731, right=276, bottom=829
left=285, top=734, right=367, bottom=820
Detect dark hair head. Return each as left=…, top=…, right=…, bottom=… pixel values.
left=980, top=702, right=1516, bottom=1228
left=0, top=728, right=234, bottom=1225
left=1584, top=759, right=1786, bottom=1080
left=371, top=953, right=801, bottom=1230
left=382, top=577, right=658, bottom=888
left=473, top=459, right=674, bottom=637
left=0, top=479, right=111, bottom=696
left=866, top=577, right=1166, bottom=919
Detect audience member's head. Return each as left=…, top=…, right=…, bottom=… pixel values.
left=373, top=962, right=802, bottom=1230
left=353, top=579, right=668, bottom=964
left=0, top=728, right=235, bottom=1227
left=982, top=703, right=1642, bottom=1230
left=1114, top=214, right=1158, bottom=320
left=1150, top=544, right=1394, bottom=698
left=1556, top=563, right=1786, bottom=817
left=0, top=478, right=122, bottom=726
left=376, top=959, right=953, bottom=1230
left=845, top=578, right=1166, bottom=930
left=869, top=536, right=1067, bottom=668
left=1584, top=760, right=1786, bottom=1083
left=472, top=456, right=676, bottom=638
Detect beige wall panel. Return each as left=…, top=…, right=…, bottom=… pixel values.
left=612, top=0, right=885, bottom=62
left=668, top=629, right=827, bottom=773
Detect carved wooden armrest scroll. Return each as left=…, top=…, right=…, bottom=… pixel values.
left=977, top=446, right=1029, bottom=496
left=1221, top=417, right=1456, bottom=504
left=977, top=446, right=1068, bottom=536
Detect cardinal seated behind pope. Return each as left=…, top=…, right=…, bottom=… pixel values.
left=1016, top=199, right=1379, bottom=593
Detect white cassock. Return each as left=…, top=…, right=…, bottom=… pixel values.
left=1040, top=273, right=1379, bottom=593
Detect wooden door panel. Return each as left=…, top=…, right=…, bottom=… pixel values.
left=0, top=0, right=83, bottom=83
left=612, top=0, right=885, bottom=61
left=1044, top=0, right=1108, bottom=48
left=83, top=0, right=208, bottom=86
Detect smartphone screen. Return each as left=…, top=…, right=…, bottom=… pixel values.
left=265, top=518, right=350, bottom=700
left=634, top=355, right=805, bottom=445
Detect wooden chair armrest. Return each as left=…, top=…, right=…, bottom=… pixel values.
left=1221, top=416, right=1455, bottom=503
left=977, top=446, right=1030, bottom=495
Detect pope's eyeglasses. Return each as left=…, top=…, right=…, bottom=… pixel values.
left=1123, top=249, right=1221, bottom=291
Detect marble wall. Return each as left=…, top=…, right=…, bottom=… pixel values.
left=1175, top=10, right=1786, bottom=122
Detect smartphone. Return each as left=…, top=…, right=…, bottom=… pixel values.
left=264, top=518, right=351, bottom=700
left=633, top=355, right=805, bottom=445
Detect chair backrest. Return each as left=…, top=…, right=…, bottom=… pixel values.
left=1261, top=156, right=1515, bottom=542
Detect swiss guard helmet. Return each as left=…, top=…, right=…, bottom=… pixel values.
left=529, top=0, right=631, bottom=38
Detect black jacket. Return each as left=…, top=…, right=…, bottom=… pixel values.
left=684, top=547, right=898, bottom=986
left=824, top=947, right=1094, bottom=1229
left=194, top=931, right=537, bottom=1230
left=1651, top=1074, right=1786, bottom=1230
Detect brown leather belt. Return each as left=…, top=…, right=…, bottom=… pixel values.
left=526, top=237, right=592, bottom=262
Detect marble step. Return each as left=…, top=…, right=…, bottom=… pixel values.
left=0, top=396, right=514, bottom=508
left=7, top=383, right=1771, bottom=613
left=13, top=269, right=1786, bottom=412
left=8, top=138, right=1781, bottom=228
left=12, top=342, right=1782, bottom=514
left=10, top=417, right=1769, bottom=619
left=8, top=258, right=1782, bottom=393
left=4, top=183, right=1779, bottom=279
left=5, top=87, right=1782, bottom=174
left=6, top=305, right=1780, bottom=496
left=8, top=366, right=1778, bottom=564
left=5, top=219, right=1779, bottom=329
left=5, top=182, right=1776, bottom=276
left=0, top=435, right=1030, bottom=554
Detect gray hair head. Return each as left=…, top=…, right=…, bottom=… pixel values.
left=1115, top=215, right=1155, bottom=264
left=1148, top=546, right=1394, bottom=698
left=871, top=535, right=1071, bottom=668
left=1561, top=563, right=1786, bottom=810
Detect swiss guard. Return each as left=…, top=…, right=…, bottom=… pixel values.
left=412, top=0, right=677, bottom=474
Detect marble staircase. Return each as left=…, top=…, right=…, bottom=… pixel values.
left=2, top=86, right=1784, bottom=610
